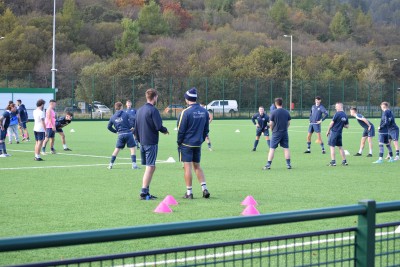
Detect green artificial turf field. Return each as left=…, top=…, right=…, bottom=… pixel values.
left=0, top=118, right=399, bottom=265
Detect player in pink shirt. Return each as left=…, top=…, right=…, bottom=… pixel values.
left=42, top=99, right=57, bottom=154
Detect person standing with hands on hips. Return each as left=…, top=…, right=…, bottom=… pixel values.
left=134, top=89, right=169, bottom=200
left=177, top=88, right=210, bottom=199
left=326, top=102, right=349, bottom=166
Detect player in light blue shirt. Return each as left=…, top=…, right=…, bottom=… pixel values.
left=350, top=107, right=374, bottom=157
left=305, top=96, right=328, bottom=154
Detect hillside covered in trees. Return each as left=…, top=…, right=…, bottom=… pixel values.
left=0, top=0, right=399, bottom=106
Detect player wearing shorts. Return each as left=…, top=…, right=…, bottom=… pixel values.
left=0, top=103, right=17, bottom=157
left=305, top=96, right=328, bottom=154
left=374, top=102, right=397, bottom=163
left=7, top=107, right=20, bottom=144
left=326, top=102, right=349, bottom=166
left=107, top=102, right=139, bottom=170
left=33, top=99, right=46, bottom=161
left=201, top=104, right=213, bottom=151
left=42, top=99, right=57, bottom=154
left=251, top=106, right=270, bottom=151
left=263, top=98, right=291, bottom=170
left=135, top=89, right=169, bottom=200
left=125, top=100, right=140, bottom=149
left=55, top=111, right=73, bottom=151
left=178, top=88, right=210, bottom=199
left=17, top=99, right=30, bottom=141
left=350, top=107, right=375, bottom=157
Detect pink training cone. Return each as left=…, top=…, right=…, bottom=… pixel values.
left=162, top=195, right=178, bottom=206
left=241, top=195, right=258, bottom=206
left=241, top=205, right=260, bottom=216
left=154, top=202, right=173, bottom=213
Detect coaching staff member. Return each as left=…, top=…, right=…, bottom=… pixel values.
left=134, top=88, right=169, bottom=200
left=177, top=87, right=210, bottom=199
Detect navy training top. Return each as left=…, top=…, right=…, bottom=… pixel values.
left=134, top=103, right=168, bottom=145
left=107, top=110, right=132, bottom=134
left=125, top=108, right=137, bottom=128
left=380, top=109, right=398, bottom=132
left=56, top=116, right=72, bottom=129
left=177, top=103, right=209, bottom=147
left=270, top=108, right=291, bottom=133
left=251, top=112, right=269, bottom=130
left=18, top=104, right=28, bottom=122
left=309, top=104, right=328, bottom=123
left=355, top=113, right=373, bottom=130
left=330, top=111, right=348, bottom=133
left=1, top=111, right=11, bottom=130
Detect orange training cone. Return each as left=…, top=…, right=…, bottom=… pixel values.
left=162, top=195, right=178, bottom=205
left=241, top=195, right=258, bottom=206
left=154, top=202, right=173, bottom=213
left=241, top=205, right=260, bottom=216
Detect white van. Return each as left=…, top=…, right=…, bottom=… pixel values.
left=206, top=100, right=238, bottom=114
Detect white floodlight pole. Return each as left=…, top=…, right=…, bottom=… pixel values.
left=284, top=35, right=293, bottom=112
left=51, top=0, right=57, bottom=90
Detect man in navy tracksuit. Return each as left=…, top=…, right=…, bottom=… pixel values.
left=177, top=87, right=210, bottom=199
left=135, top=89, right=169, bottom=200
left=125, top=100, right=140, bottom=149
left=107, top=102, right=139, bottom=170
left=17, top=99, right=30, bottom=141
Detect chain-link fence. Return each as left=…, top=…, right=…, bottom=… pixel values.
left=1, top=72, right=399, bottom=119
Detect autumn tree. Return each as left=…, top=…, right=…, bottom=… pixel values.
left=138, top=0, right=169, bottom=35
left=329, top=11, right=351, bottom=41
left=115, top=18, right=142, bottom=56
left=0, top=8, right=18, bottom=36
left=269, top=0, right=291, bottom=32
left=160, top=0, right=192, bottom=34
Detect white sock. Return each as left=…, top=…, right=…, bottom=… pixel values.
left=186, top=187, right=192, bottom=195
left=201, top=183, right=207, bottom=191
left=63, top=144, right=67, bottom=149
left=369, top=150, right=372, bottom=154
left=358, top=149, right=362, bottom=154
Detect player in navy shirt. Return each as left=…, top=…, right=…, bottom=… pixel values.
left=178, top=88, right=210, bottom=199
left=0, top=103, right=17, bottom=157
left=251, top=106, right=270, bottom=151
left=350, top=107, right=374, bottom=157
left=107, top=102, right=139, bottom=170
left=305, top=96, right=328, bottom=154
left=125, top=100, right=140, bottom=148
left=263, top=98, right=292, bottom=170
left=55, top=111, right=73, bottom=151
left=17, top=99, right=30, bottom=141
left=134, top=89, right=169, bottom=200
left=326, top=102, right=349, bottom=166
left=373, top=102, right=398, bottom=163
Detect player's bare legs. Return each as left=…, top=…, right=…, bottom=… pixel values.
left=183, top=162, right=193, bottom=187
left=142, top=166, right=155, bottom=188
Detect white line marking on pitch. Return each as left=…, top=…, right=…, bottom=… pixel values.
left=118, top=230, right=399, bottom=267
left=8, top=149, right=127, bottom=160
left=0, top=160, right=174, bottom=171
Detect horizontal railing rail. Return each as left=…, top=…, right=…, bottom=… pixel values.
left=1, top=200, right=399, bottom=253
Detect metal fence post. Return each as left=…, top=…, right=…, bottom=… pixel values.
left=356, top=199, right=376, bottom=267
